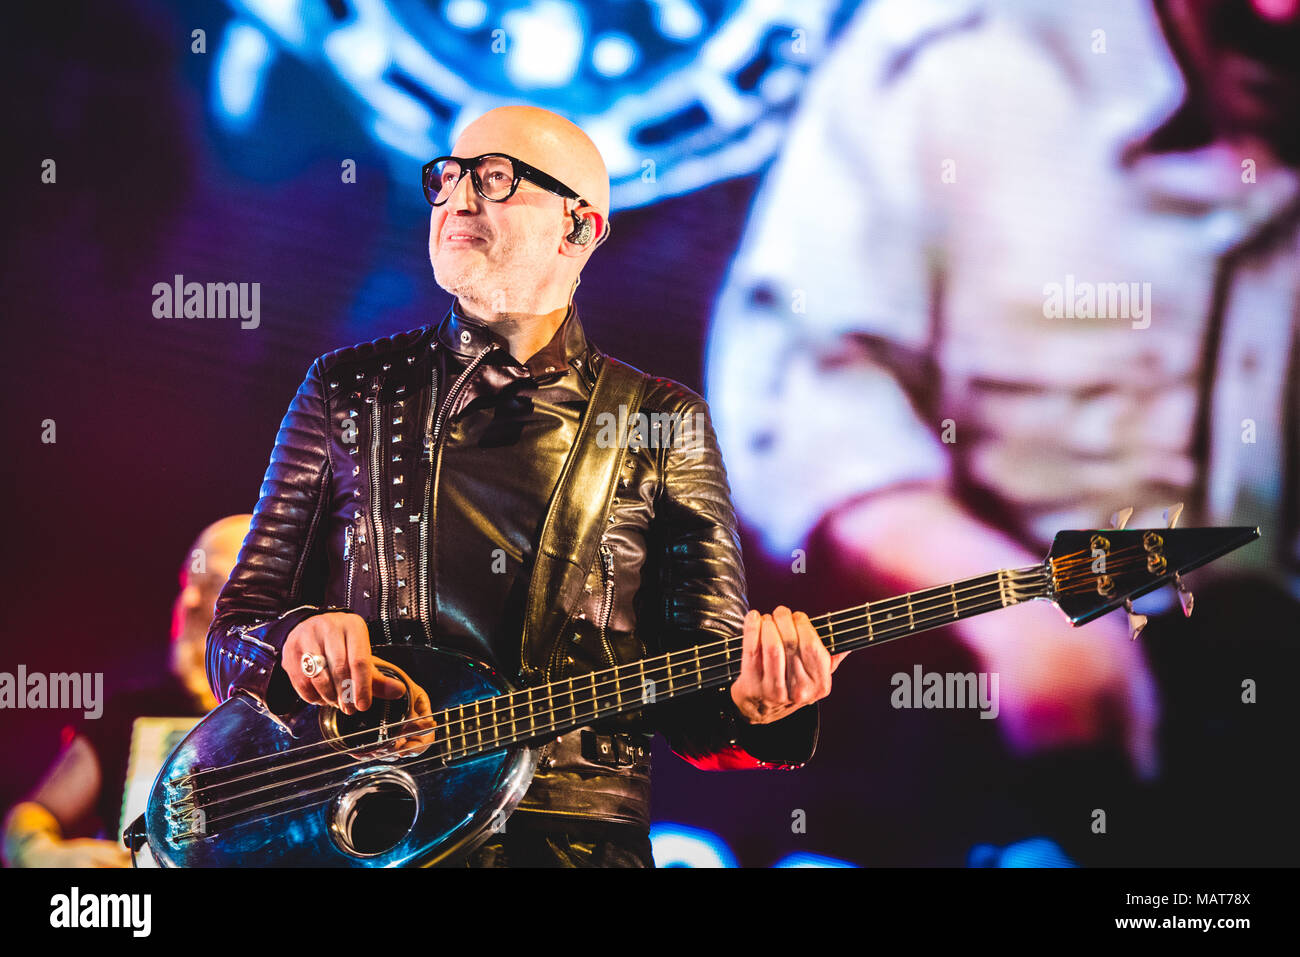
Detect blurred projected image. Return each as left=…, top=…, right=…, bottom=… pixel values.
left=707, top=0, right=1299, bottom=865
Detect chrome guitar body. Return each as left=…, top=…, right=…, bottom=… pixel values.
left=145, top=643, right=537, bottom=867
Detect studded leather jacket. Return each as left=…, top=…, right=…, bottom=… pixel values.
left=207, top=304, right=819, bottom=832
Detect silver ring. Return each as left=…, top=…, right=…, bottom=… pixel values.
left=301, top=653, right=326, bottom=677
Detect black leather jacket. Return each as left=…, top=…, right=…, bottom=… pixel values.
left=207, top=304, right=819, bottom=831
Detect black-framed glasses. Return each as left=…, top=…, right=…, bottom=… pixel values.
left=422, top=153, right=582, bottom=207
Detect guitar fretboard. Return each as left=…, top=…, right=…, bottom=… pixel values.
left=428, top=565, right=1048, bottom=762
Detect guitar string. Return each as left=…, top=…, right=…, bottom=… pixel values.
left=183, top=551, right=1157, bottom=827
left=185, top=591, right=1016, bottom=831
left=179, top=546, right=1155, bottom=825
left=174, top=567, right=1048, bottom=795
left=177, top=552, right=1149, bottom=810
left=188, top=546, right=1144, bottom=789
left=1053, top=554, right=1169, bottom=590
left=177, top=550, right=1149, bottom=809
left=187, top=541, right=1141, bottom=793
left=193, top=533, right=1203, bottom=835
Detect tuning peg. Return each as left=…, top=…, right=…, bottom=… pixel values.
left=1123, top=598, right=1148, bottom=641
left=1110, top=507, right=1134, bottom=530
left=1172, top=572, right=1194, bottom=617
left=1163, top=502, right=1184, bottom=529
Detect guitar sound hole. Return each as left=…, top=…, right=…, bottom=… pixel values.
left=330, top=768, right=419, bottom=858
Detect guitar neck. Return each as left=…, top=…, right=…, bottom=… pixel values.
left=433, top=564, right=1049, bottom=763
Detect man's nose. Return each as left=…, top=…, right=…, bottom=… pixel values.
left=445, top=169, right=480, bottom=214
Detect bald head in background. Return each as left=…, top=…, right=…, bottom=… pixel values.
left=429, top=105, right=612, bottom=363
left=170, top=514, right=252, bottom=710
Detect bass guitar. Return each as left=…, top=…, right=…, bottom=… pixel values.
left=139, top=514, right=1258, bottom=866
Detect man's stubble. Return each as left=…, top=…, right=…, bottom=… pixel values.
left=433, top=221, right=557, bottom=315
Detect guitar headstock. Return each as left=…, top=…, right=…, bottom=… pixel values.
left=1045, top=513, right=1259, bottom=627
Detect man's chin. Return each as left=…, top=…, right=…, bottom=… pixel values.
left=433, top=260, right=484, bottom=296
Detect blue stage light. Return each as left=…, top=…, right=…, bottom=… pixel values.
left=968, top=837, right=1079, bottom=868
left=772, top=852, right=857, bottom=868
left=650, top=822, right=739, bottom=868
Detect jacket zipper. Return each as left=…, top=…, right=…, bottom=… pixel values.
left=416, top=354, right=438, bottom=643
left=343, top=516, right=366, bottom=610
left=368, top=376, right=393, bottom=643
left=597, top=542, right=618, bottom=667
left=418, top=342, right=496, bottom=644
left=343, top=525, right=355, bottom=609
left=546, top=544, right=618, bottom=686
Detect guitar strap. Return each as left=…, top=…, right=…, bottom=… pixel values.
left=519, top=352, right=647, bottom=683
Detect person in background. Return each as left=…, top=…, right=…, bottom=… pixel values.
left=2, top=515, right=251, bottom=867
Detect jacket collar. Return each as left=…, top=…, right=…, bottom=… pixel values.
left=437, top=299, right=595, bottom=385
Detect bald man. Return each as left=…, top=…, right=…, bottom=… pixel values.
left=208, top=106, right=845, bottom=868
left=429, top=104, right=613, bottom=361
left=2, top=515, right=250, bottom=867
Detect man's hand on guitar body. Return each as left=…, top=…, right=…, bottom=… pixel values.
left=283, top=612, right=436, bottom=756
left=729, top=606, right=849, bottom=724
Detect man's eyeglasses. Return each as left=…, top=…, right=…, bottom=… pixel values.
left=422, top=153, right=582, bottom=207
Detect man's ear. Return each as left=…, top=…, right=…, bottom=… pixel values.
left=559, top=205, right=606, bottom=256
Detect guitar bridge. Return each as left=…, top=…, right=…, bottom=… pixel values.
left=164, top=770, right=212, bottom=845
